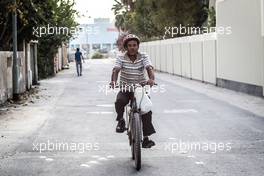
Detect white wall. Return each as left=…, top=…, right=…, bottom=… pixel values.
left=203, top=40, right=217, bottom=84
left=216, top=0, right=264, bottom=95
left=140, top=0, right=264, bottom=96
left=140, top=33, right=217, bottom=84
left=191, top=41, right=203, bottom=80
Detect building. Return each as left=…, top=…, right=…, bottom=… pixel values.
left=69, top=18, right=119, bottom=60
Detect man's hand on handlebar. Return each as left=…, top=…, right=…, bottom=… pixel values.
left=109, top=81, right=116, bottom=89
left=146, top=79, right=156, bottom=87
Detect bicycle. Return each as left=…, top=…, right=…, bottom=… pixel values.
left=122, top=83, right=154, bottom=171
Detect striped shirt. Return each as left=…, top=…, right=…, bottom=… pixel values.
left=114, top=52, right=153, bottom=86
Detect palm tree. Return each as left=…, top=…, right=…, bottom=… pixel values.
left=112, top=0, right=129, bottom=31
left=121, top=0, right=136, bottom=11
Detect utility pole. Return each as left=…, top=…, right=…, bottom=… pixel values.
left=12, top=0, right=20, bottom=97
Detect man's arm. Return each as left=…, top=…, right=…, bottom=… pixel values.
left=142, top=53, right=155, bottom=86
left=110, top=67, right=121, bottom=88
left=81, top=53, right=85, bottom=62
left=146, top=66, right=155, bottom=86
left=110, top=57, right=122, bottom=88
left=74, top=53, right=76, bottom=62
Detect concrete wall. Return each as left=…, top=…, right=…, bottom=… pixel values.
left=216, top=0, right=264, bottom=96
left=0, top=52, right=13, bottom=104
left=25, top=43, right=33, bottom=90
left=0, top=41, right=39, bottom=104
left=54, top=44, right=69, bottom=74
left=140, top=33, right=217, bottom=85
left=62, top=45, right=69, bottom=67
left=0, top=41, right=68, bottom=104
left=17, top=50, right=26, bottom=93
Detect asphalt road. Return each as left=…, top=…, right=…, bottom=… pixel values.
left=0, top=59, right=264, bottom=176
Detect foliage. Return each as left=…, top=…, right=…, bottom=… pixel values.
left=207, top=6, right=216, bottom=29
left=112, top=0, right=210, bottom=41
left=91, top=52, right=104, bottom=59
left=0, top=0, right=79, bottom=78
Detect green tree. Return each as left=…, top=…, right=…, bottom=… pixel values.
left=112, top=0, right=209, bottom=40
left=0, top=0, right=78, bottom=78
left=37, top=0, right=78, bottom=78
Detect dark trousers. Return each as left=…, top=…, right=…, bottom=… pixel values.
left=115, top=91, right=156, bottom=136
left=76, top=61, right=82, bottom=75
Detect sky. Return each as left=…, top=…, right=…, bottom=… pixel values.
left=73, top=0, right=116, bottom=24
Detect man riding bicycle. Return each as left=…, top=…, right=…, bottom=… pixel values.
left=110, top=34, right=156, bottom=148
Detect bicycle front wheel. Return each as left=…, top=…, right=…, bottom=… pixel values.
left=133, top=112, right=142, bottom=171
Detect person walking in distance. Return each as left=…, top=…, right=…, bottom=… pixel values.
left=75, top=48, right=84, bottom=76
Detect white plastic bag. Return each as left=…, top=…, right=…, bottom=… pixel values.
left=134, top=86, right=152, bottom=114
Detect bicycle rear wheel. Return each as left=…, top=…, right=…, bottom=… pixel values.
left=133, top=112, right=142, bottom=171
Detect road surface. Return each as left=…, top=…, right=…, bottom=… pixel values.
left=0, top=59, right=264, bottom=176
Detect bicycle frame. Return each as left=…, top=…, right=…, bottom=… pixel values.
left=125, top=92, right=141, bottom=135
